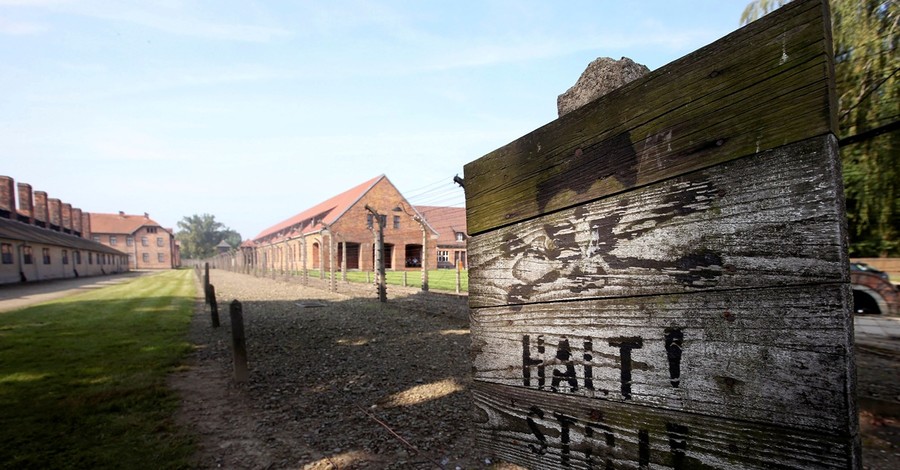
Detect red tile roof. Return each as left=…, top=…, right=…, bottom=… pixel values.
left=414, top=205, right=467, bottom=247
left=252, top=175, right=384, bottom=242
left=89, top=212, right=163, bottom=235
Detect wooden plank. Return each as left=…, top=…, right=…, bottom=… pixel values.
left=468, top=136, right=846, bottom=307
left=471, top=283, right=855, bottom=431
left=472, top=381, right=858, bottom=470
left=463, top=0, right=835, bottom=235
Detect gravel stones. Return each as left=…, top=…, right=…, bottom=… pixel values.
left=170, top=270, right=495, bottom=469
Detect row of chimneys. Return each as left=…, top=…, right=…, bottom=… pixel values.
left=0, top=175, right=92, bottom=239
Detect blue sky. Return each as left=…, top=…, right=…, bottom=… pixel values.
left=2, top=1, right=753, bottom=239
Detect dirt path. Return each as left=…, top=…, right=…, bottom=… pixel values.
left=170, top=269, right=900, bottom=469
left=0, top=271, right=150, bottom=312
left=169, top=270, right=493, bottom=469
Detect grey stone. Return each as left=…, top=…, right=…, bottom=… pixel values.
left=557, top=56, right=650, bottom=117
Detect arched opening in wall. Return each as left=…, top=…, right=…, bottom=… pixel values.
left=852, top=288, right=883, bottom=315
left=340, top=242, right=361, bottom=270
left=312, top=243, right=321, bottom=269
left=405, top=244, right=423, bottom=267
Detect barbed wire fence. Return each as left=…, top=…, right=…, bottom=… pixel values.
left=193, top=175, right=469, bottom=300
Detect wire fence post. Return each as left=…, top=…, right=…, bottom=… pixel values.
left=230, top=300, right=248, bottom=383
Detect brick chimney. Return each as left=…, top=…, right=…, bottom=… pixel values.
left=82, top=212, right=92, bottom=239
left=61, top=203, right=72, bottom=234
left=48, top=198, right=62, bottom=231
left=0, top=175, right=14, bottom=220
left=17, top=182, right=33, bottom=224
left=72, top=208, right=83, bottom=235
left=33, top=191, right=49, bottom=228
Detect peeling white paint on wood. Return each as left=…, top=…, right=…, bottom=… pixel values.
left=469, top=137, right=846, bottom=308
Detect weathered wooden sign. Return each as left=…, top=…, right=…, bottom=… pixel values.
left=463, top=0, right=859, bottom=468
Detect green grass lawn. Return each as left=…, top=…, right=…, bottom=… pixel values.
left=0, top=270, right=196, bottom=469
left=304, top=268, right=468, bottom=292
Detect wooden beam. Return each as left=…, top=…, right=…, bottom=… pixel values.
left=463, top=0, right=835, bottom=235
left=471, top=283, right=855, bottom=431
left=469, top=136, right=846, bottom=307
left=472, top=381, right=857, bottom=470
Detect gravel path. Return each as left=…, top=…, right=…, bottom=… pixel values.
left=170, top=269, right=496, bottom=469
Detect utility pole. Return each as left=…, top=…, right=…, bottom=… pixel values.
left=394, top=204, right=429, bottom=291
left=365, top=204, right=387, bottom=302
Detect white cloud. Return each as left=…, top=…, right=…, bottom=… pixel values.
left=2, top=0, right=291, bottom=42
left=0, top=17, right=48, bottom=35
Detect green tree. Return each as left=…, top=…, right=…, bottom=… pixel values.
left=742, top=0, right=899, bottom=256
left=176, top=214, right=242, bottom=260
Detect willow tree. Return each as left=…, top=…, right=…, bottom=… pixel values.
left=743, top=0, right=899, bottom=256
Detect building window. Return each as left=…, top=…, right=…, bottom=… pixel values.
left=393, top=215, right=400, bottom=229
left=158, top=253, right=165, bottom=262
left=438, top=250, right=449, bottom=262
left=147, top=226, right=158, bottom=234
left=92, top=235, right=100, bottom=243
left=142, top=253, right=149, bottom=263
left=42, top=248, right=51, bottom=264
left=141, top=237, right=148, bottom=247
left=88, top=252, right=93, bottom=265
left=126, top=236, right=134, bottom=246
left=456, top=232, right=465, bottom=242
left=156, top=237, right=163, bottom=247
left=74, top=251, right=81, bottom=264
left=1, top=243, right=12, bottom=264
left=23, top=246, right=33, bottom=264
left=366, top=214, right=387, bottom=228
left=110, top=236, right=117, bottom=246
left=62, top=250, right=69, bottom=264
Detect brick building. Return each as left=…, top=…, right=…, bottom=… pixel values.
left=246, top=175, right=439, bottom=273
left=415, top=206, right=467, bottom=269
left=89, top=212, right=180, bottom=269
left=0, top=175, right=129, bottom=284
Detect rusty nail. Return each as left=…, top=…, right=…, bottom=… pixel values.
left=575, top=148, right=583, bottom=157
left=723, top=311, right=735, bottom=322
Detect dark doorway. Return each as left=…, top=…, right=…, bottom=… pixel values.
left=340, top=242, right=361, bottom=269
left=405, top=244, right=423, bottom=267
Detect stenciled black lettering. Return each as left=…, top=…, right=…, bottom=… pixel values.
left=526, top=406, right=548, bottom=455
left=584, top=338, right=594, bottom=390
left=639, top=429, right=650, bottom=469
left=584, top=412, right=615, bottom=470
left=551, top=338, right=578, bottom=392
left=608, top=337, right=643, bottom=399
left=665, top=329, right=684, bottom=388
left=667, top=423, right=689, bottom=470
left=554, top=412, right=577, bottom=467
left=537, top=335, right=546, bottom=389
left=522, top=335, right=543, bottom=387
